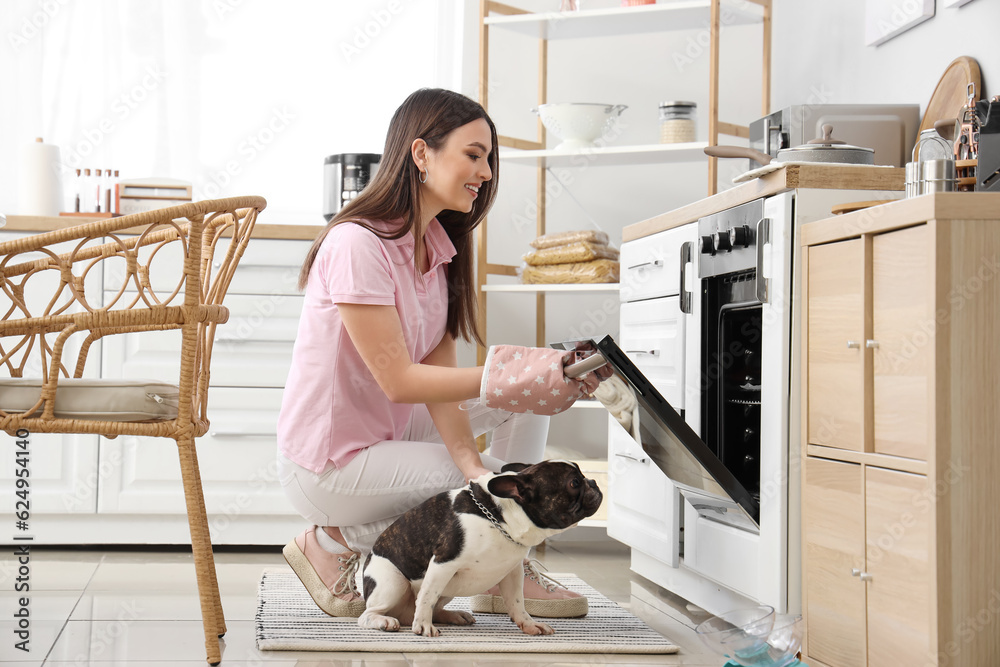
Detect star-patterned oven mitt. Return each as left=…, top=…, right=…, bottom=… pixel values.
left=480, top=345, right=602, bottom=415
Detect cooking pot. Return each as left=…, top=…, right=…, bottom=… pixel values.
left=705, top=124, right=875, bottom=167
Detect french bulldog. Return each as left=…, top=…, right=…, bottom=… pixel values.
left=358, top=460, right=603, bottom=637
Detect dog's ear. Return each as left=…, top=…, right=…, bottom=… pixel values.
left=500, top=462, right=530, bottom=473
left=488, top=474, right=531, bottom=504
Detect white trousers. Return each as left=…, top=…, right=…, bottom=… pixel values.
left=277, top=403, right=549, bottom=554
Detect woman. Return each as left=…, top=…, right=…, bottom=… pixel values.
left=277, top=88, right=598, bottom=620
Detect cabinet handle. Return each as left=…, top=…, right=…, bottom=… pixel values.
left=679, top=241, right=693, bottom=314
left=214, top=336, right=291, bottom=344
left=625, top=349, right=660, bottom=357
left=627, top=259, right=663, bottom=271
left=859, top=572, right=874, bottom=582
left=755, top=218, right=770, bottom=304
left=851, top=568, right=862, bottom=577
left=846, top=340, right=862, bottom=349
left=615, top=452, right=649, bottom=464
left=866, top=339, right=879, bottom=349
left=209, top=430, right=276, bottom=438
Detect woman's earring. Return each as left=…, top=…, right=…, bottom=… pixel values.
left=419, top=169, right=428, bottom=184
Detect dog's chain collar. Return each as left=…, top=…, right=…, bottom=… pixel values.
left=468, top=484, right=528, bottom=547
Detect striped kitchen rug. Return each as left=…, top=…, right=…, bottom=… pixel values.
left=255, top=567, right=679, bottom=653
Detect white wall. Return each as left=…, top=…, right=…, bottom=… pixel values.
left=771, top=0, right=998, bottom=113
left=2, top=0, right=466, bottom=225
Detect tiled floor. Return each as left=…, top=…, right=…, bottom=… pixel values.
left=0, top=536, right=722, bottom=666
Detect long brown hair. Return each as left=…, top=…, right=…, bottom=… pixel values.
left=299, top=88, right=498, bottom=346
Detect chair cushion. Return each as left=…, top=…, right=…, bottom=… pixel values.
left=0, top=378, right=180, bottom=422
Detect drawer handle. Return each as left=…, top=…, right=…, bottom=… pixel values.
left=859, top=572, right=874, bottom=582
left=866, top=339, right=879, bottom=349
left=846, top=340, right=862, bottom=349
left=209, top=430, right=276, bottom=438
left=625, top=349, right=660, bottom=357
left=614, top=452, right=649, bottom=464
left=214, top=336, right=291, bottom=344
left=627, top=259, right=663, bottom=271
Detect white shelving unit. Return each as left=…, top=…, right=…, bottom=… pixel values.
left=498, top=142, right=710, bottom=168
left=475, top=2, right=771, bottom=525
left=481, top=283, right=620, bottom=293
left=475, top=0, right=771, bottom=356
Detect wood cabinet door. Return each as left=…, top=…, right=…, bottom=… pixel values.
left=807, top=240, right=865, bottom=451
left=872, top=225, right=930, bottom=460
left=803, top=457, right=867, bottom=667
left=865, top=466, right=932, bottom=665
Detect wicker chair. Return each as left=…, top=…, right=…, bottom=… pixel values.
left=0, top=196, right=266, bottom=665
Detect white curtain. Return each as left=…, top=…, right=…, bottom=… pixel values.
left=2, top=0, right=464, bottom=224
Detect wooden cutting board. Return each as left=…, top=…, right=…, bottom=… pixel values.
left=918, top=56, right=981, bottom=141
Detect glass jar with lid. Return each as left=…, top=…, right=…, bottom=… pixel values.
left=659, top=101, right=697, bottom=144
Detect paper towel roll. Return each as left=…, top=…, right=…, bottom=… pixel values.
left=18, top=137, right=64, bottom=216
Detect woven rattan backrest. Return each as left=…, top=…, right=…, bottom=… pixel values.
left=0, top=196, right=265, bottom=427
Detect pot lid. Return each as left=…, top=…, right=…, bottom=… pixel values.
left=786, top=123, right=873, bottom=153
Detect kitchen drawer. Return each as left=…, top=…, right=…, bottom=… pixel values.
left=619, top=223, right=697, bottom=303
left=619, top=296, right=686, bottom=409
left=683, top=495, right=760, bottom=600
left=606, top=419, right=681, bottom=567
left=103, top=236, right=308, bottom=296
left=96, top=386, right=295, bottom=520
left=102, top=293, right=303, bottom=388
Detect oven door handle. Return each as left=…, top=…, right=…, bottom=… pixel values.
left=755, top=217, right=770, bottom=304
left=679, top=240, right=694, bottom=314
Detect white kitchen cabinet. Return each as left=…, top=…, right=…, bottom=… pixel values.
left=607, top=221, right=699, bottom=566
left=1, top=222, right=315, bottom=544
left=95, top=238, right=307, bottom=542
left=0, top=230, right=104, bottom=515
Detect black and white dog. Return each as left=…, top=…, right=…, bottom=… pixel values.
left=358, top=460, right=603, bottom=637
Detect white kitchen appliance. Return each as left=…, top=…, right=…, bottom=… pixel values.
left=606, top=176, right=904, bottom=617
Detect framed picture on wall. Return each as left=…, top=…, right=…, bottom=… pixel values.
left=864, top=0, right=934, bottom=46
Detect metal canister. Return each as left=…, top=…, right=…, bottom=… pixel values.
left=905, top=161, right=922, bottom=198
left=919, top=159, right=956, bottom=194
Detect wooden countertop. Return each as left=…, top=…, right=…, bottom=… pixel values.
left=2, top=215, right=324, bottom=241
left=622, top=163, right=905, bottom=242
left=800, top=192, right=1000, bottom=246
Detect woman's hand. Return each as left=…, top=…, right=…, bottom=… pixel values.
left=463, top=465, right=493, bottom=484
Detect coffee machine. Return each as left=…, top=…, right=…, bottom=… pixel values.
left=323, top=153, right=380, bottom=221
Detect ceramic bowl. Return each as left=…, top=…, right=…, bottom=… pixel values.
left=532, top=103, right=627, bottom=150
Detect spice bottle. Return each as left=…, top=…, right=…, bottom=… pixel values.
left=659, top=101, right=697, bottom=144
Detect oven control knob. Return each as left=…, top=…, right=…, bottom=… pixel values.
left=714, top=231, right=733, bottom=252
left=700, top=235, right=716, bottom=255
left=730, top=225, right=752, bottom=248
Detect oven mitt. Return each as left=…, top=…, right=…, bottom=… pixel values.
left=480, top=344, right=604, bottom=415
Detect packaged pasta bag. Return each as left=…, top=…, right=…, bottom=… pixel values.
left=529, top=230, right=610, bottom=250
left=523, top=241, right=620, bottom=266
left=520, top=258, right=620, bottom=284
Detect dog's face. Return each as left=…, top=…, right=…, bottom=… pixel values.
left=486, top=460, right=603, bottom=530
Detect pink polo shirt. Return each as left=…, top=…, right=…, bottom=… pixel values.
left=277, top=218, right=456, bottom=473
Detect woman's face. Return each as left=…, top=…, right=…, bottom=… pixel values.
left=417, top=118, right=493, bottom=216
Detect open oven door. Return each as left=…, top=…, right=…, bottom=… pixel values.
left=557, top=335, right=759, bottom=532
